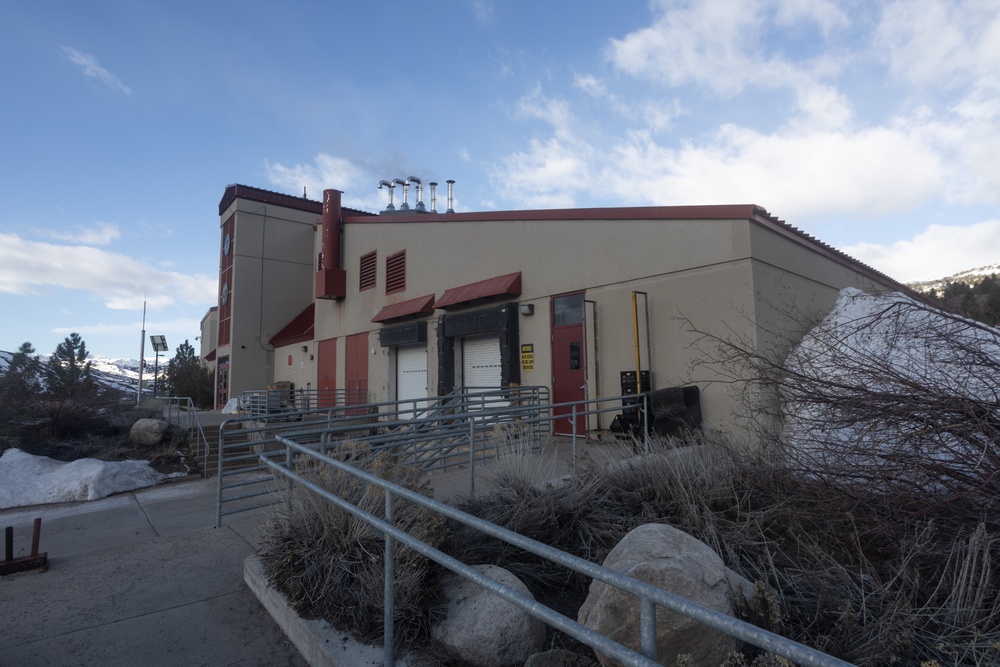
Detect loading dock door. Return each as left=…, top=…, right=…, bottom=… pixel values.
left=396, top=346, right=427, bottom=419
left=462, top=336, right=502, bottom=388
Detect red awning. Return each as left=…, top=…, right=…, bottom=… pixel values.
left=434, top=272, right=522, bottom=310
left=372, top=294, right=436, bottom=323
left=204, top=349, right=217, bottom=362
left=268, top=303, right=315, bottom=347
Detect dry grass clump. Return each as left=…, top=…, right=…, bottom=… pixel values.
left=258, top=443, right=447, bottom=649
left=448, top=430, right=1000, bottom=666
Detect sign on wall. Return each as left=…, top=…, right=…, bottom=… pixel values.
left=521, top=344, right=534, bottom=371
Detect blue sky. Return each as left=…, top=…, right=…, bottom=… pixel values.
left=2, top=0, right=999, bottom=360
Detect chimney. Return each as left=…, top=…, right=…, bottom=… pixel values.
left=316, top=188, right=346, bottom=299
left=446, top=179, right=455, bottom=214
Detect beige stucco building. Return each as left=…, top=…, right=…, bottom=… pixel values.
left=203, top=182, right=908, bottom=435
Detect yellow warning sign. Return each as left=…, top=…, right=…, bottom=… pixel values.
left=520, top=344, right=534, bottom=371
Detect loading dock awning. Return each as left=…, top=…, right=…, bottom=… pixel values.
left=372, top=294, right=436, bottom=323
left=434, top=271, right=522, bottom=310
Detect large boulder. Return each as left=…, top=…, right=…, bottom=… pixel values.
left=578, top=523, right=753, bottom=666
left=524, top=649, right=598, bottom=667
left=130, top=419, right=181, bottom=448
left=431, top=564, right=546, bottom=667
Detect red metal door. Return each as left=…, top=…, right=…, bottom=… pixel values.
left=317, top=338, right=337, bottom=408
left=345, top=332, right=369, bottom=409
left=216, top=356, right=229, bottom=409
left=551, top=293, right=586, bottom=435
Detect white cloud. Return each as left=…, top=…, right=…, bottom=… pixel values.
left=606, top=0, right=847, bottom=100
left=842, top=219, right=1000, bottom=283
left=599, top=120, right=945, bottom=219
left=466, top=0, right=494, bottom=24
left=264, top=153, right=376, bottom=210
left=52, top=316, right=205, bottom=340
left=40, top=222, right=120, bottom=246
left=489, top=88, right=596, bottom=208
left=876, top=0, right=1000, bottom=89
left=60, top=46, right=132, bottom=95
left=0, top=233, right=216, bottom=311
left=491, top=1, right=1000, bottom=225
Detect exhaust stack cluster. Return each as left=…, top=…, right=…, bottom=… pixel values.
left=378, top=176, right=454, bottom=214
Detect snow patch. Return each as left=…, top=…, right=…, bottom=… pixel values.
left=0, top=448, right=165, bottom=509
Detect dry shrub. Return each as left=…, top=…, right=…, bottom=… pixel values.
left=258, top=443, right=447, bottom=649
left=450, top=428, right=1000, bottom=666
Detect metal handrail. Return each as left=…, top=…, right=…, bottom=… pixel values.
left=214, top=387, right=550, bottom=525
left=266, top=437, right=855, bottom=667
left=154, top=395, right=212, bottom=474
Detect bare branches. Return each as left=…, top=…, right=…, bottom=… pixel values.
left=688, top=289, right=1000, bottom=517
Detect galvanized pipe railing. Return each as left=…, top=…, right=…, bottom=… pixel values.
left=266, top=437, right=855, bottom=667
left=152, top=395, right=212, bottom=474
left=215, top=387, right=549, bottom=524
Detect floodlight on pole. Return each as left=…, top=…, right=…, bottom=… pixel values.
left=150, top=335, right=168, bottom=399
left=137, top=301, right=147, bottom=406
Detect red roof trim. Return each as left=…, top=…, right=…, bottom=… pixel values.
left=434, top=272, right=522, bottom=310
left=204, top=349, right=217, bottom=362
left=372, top=294, right=436, bottom=323
left=268, top=303, right=315, bottom=347
left=344, top=204, right=758, bottom=225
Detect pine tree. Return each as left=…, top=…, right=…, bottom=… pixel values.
left=0, top=342, right=42, bottom=423
left=46, top=333, right=96, bottom=399
left=163, top=339, right=214, bottom=408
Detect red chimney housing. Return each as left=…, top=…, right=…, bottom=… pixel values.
left=316, top=189, right=347, bottom=299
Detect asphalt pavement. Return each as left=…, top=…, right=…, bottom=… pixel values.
left=0, top=430, right=585, bottom=667
left=0, top=475, right=307, bottom=667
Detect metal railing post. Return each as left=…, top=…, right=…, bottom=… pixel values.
left=571, top=403, right=578, bottom=474
left=215, top=424, right=225, bottom=527
left=384, top=490, right=396, bottom=667
left=468, top=414, right=476, bottom=498
left=642, top=393, right=650, bottom=453
left=285, top=444, right=295, bottom=518
left=640, top=597, right=657, bottom=659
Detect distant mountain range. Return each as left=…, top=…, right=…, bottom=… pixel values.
left=907, top=264, right=1000, bottom=295
left=0, top=352, right=160, bottom=395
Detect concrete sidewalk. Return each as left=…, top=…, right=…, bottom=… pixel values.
left=0, top=433, right=595, bottom=667
left=0, top=476, right=307, bottom=667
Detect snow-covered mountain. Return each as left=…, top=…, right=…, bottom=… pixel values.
left=908, top=264, right=1000, bottom=295
left=0, top=351, right=162, bottom=395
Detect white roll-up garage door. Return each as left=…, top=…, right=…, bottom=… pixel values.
left=396, top=346, right=427, bottom=419
left=462, top=336, right=501, bottom=388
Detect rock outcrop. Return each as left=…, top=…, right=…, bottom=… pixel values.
left=431, top=564, right=546, bottom=667
left=578, top=523, right=753, bottom=666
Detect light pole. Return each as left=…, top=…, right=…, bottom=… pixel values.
left=150, top=335, right=168, bottom=399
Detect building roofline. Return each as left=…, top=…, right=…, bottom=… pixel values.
left=219, top=184, right=375, bottom=218
left=344, top=202, right=924, bottom=301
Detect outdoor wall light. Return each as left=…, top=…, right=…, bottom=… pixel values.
left=518, top=304, right=535, bottom=316
left=301, top=345, right=308, bottom=353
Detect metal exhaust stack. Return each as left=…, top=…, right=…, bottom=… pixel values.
left=393, top=178, right=409, bottom=210
left=446, top=179, right=455, bottom=213
left=429, top=182, right=438, bottom=213
left=408, top=176, right=425, bottom=212
left=378, top=180, right=395, bottom=211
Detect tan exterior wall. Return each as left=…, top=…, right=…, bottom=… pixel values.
left=272, top=341, right=318, bottom=392
left=312, top=215, right=770, bottom=427
left=217, top=192, right=904, bottom=436
left=199, top=308, right=218, bottom=367
left=217, top=198, right=318, bottom=400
